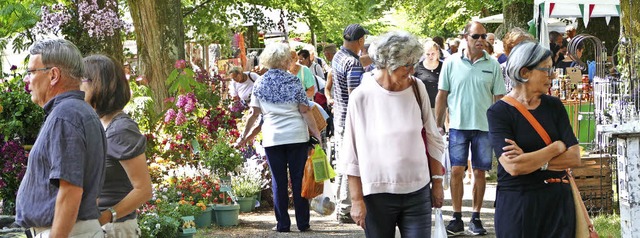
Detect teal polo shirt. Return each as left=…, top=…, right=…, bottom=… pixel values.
left=439, top=49, right=506, bottom=131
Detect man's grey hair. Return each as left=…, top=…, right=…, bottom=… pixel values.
left=259, top=42, right=290, bottom=69
left=29, top=39, right=84, bottom=81
left=228, top=66, right=243, bottom=76
left=368, top=31, right=423, bottom=72
left=505, top=41, right=553, bottom=84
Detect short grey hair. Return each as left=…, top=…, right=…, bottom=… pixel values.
left=259, top=42, right=290, bottom=69
left=368, top=31, right=423, bottom=72
left=505, top=41, right=553, bottom=84
left=29, top=39, right=84, bottom=81
left=228, top=66, right=243, bottom=76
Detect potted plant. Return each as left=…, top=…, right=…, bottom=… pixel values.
left=174, top=175, right=214, bottom=228
left=231, top=164, right=268, bottom=212
left=137, top=201, right=180, bottom=238
left=200, top=132, right=243, bottom=179
left=211, top=191, right=240, bottom=227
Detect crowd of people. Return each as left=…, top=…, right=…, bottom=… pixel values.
left=15, top=19, right=583, bottom=238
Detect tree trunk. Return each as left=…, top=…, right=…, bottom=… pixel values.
left=619, top=0, right=639, bottom=94
left=127, top=0, right=185, bottom=113
left=502, top=0, right=534, bottom=37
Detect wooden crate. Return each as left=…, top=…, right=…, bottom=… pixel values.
left=572, top=154, right=614, bottom=215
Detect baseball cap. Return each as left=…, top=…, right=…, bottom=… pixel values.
left=343, top=24, right=370, bottom=41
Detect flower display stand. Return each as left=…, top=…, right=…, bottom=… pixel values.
left=236, top=196, right=255, bottom=213
left=213, top=204, right=240, bottom=227
left=194, top=206, right=212, bottom=228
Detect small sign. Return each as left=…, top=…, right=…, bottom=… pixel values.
left=180, top=216, right=197, bottom=234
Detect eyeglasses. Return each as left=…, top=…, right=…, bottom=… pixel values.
left=470, top=34, right=488, bottom=40
left=24, top=67, right=52, bottom=78
left=535, top=67, right=556, bottom=77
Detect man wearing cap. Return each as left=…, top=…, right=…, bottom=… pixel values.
left=435, top=21, right=506, bottom=236
left=332, top=23, right=368, bottom=224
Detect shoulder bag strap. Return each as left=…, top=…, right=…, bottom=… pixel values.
left=502, top=96, right=551, bottom=145
left=502, top=96, right=596, bottom=234
left=411, top=77, right=424, bottom=124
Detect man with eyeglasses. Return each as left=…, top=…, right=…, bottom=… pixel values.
left=16, top=39, right=106, bottom=238
left=435, top=21, right=506, bottom=236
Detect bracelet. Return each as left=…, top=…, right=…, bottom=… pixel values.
left=108, top=207, right=117, bottom=223
left=541, top=162, right=549, bottom=171
left=431, top=175, right=445, bottom=180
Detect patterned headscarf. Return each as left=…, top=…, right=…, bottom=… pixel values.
left=252, top=68, right=308, bottom=105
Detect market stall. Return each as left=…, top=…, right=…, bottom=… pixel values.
left=534, top=0, right=620, bottom=47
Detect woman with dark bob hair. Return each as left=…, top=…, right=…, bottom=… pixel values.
left=341, top=31, right=445, bottom=237
left=487, top=41, right=581, bottom=237
left=81, top=55, right=152, bottom=237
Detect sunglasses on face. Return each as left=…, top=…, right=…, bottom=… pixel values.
left=535, top=67, right=556, bottom=77
left=470, top=34, right=488, bottom=40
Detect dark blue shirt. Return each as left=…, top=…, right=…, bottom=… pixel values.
left=16, top=91, right=106, bottom=228
left=331, top=47, right=364, bottom=131
left=487, top=95, right=578, bottom=189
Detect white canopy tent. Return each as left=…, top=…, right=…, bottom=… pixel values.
left=474, top=13, right=572, bottom=34
left=534, top=0, right=620, bottom=47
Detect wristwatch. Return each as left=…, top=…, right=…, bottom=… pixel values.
left=108, top=207, right=117, bottom=223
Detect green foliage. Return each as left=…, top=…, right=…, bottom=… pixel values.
left=231, top=165, right=267, bottom=197
left=395, top=0, right=503, bottom=37
left=593, top=213, right=621, bottom=238
left=0, top=0, right=54, bottom=53
left=200, top=132, right=243, bottom=176
left=0, top=74, right=45, bottom=144
left=138, top=211, right=179, bottom=238
left=124, top=81, right=156, bottom=134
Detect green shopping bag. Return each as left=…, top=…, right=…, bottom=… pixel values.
left=310, top=145, right=336, bottom=182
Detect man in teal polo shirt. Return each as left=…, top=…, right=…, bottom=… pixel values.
left=435, top=21, right=506, bottom=236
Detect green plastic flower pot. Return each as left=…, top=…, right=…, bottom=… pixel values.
left=194, top=206, right=212, bottom=228
left=213, top=204, right=240, bottom=227
left=236, top=196, right=255, bottom=213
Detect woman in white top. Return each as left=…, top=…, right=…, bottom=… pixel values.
left=236, top=42, right=321, bottom=233
left=341, top=31, right=445, bottom=237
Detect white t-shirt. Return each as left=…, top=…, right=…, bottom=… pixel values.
left=250, top=94, right=310, bottom=147
left=340, top=72, right=445, bottom=196
left=228, top=72, right=259, bottom=101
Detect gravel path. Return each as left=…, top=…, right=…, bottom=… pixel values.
left=197, top=183, right=498, bottom=238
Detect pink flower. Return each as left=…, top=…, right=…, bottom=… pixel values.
left=176, top=134, right=183, bottom=140
left=164, top=109, right=176, bottom=124
left=176, top=95, right=187, bottom=108
left=174, top=59, right=187, bottom=69
left=175, top=111, right=187, bottom=125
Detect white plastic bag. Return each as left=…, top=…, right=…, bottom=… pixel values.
left=442, top=138, right=451, bottom=190
left=432, top=208, right=447, bottom=238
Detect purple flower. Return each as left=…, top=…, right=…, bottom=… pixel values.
left=175, top=111, right=187, bottom=125
left=176, top=95, right=187, bottom=108
left=164, top=109, right=177, bottom=124
left=10, top=65, right=17, bottom=71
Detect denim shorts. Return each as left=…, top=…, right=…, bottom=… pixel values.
left=448, top=129, right=493, bottom=171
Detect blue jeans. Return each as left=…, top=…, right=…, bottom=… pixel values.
left=264, top=142, right=310, bottom=232
left=448, top=129, right=493, bottom=171
left=363, top=185, right=432, bottom=238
